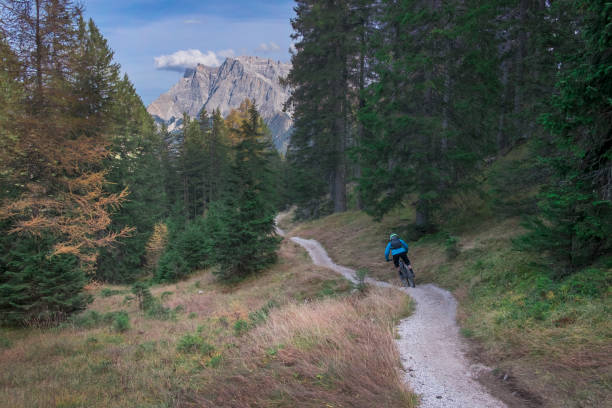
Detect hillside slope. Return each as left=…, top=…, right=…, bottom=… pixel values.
left=286, top=210, right=611, bottom=407
left=0, top=237, right=415, bottom=408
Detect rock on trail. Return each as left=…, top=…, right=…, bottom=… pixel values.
left=286, top=234, right=506, bottom=408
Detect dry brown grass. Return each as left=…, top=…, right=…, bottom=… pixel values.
left=187, top=287, right=416, bottom=408
left=0, top=238, right=415, bottom=408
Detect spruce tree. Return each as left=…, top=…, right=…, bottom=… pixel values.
left=0, top=2, right=136, bottom=320
left=96, top=76, right=166, bottom=283
left=286, top=0, right=355, bottom=214
left=355, top=0, right=501, bottom=227
left=0, top=233, right=92, bottom=326
left=519, top=0, right=612, bottom=275
left=213, top=104, right=280, bottom=281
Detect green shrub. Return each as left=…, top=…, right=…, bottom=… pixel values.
left=71, top=310, right=103, bottom=329
left=207, top=354, right=222, bottom=368
left=355, top=269, right=368, bottom=293
left=85, top=336, right=98, bottom=345
left=112, top=311, right=130, bottom=332
left=0, top=336, right=12, bottom=350
left=248, top=300, right=279, bottom=326
left=100, top=288, right=122, bottom=298
left=445, top=233, right=460, bottom=259
left=233, top=319, right=249, bottom=336
left=560, top=268, right=611, bottom=299
left=89, top=359, right=113, bottom=374
left=131, top=282, right=154, bottom=310
left=0, top=234, right=92, bottom=326
left=155, top=248, right=190, bottom=282
left=145, top=301, right=175, bottom=321
left=177, top=333, right=215, bottom=355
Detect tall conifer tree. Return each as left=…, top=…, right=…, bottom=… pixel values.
left=213, top=104, right=280, bottom=280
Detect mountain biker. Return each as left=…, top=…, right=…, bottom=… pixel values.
left=385, top=233, right=415, bottom=279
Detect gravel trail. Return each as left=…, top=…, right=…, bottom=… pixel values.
left=287, top=235, right=506, bottom=408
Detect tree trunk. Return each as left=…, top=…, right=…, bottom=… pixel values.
left=415, top=198, right=430, bottom=232
left=333, top=115, right=347, bottom=213
left=497, top=59, right=510, bottom=151
left=513, top=0, right=529, bottom=141
left=355, top=29, right=366, bottom=211
left=332, top=29, right=347, bottom=213
left=34, top=0, right=43, bottom=108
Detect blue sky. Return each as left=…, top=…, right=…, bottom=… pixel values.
left=83, top=0, right=295, bottom=105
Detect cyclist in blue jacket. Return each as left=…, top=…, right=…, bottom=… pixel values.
left=385, top=233, right=415, bottom=278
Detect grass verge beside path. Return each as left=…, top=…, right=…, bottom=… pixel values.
left=0, top=237, right=416, bottom=408
left=289, top=210, right=611, bottom=408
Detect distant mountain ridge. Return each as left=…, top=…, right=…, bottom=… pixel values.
left=147, top=56, right=293, bottom=151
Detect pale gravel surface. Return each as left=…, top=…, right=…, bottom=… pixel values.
left=287, top=234, right=506, bottom=408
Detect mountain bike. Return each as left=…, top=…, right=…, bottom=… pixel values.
left=398, top=259, right=415, bottom=288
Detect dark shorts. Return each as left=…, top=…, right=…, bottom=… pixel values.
left=392, top=252, right=410, bottom=268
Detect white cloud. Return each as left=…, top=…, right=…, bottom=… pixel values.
left=218, top=48, right=235, bottom=58
left=289, top=43, right=297, bottom=54
left=256, top=41, right=281, bottom=53
left=154, top=49, right=221, bottom=71
left=183, top=19, right=201, bottom=24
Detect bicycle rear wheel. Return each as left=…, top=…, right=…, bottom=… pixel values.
left=406, top=268, right=415, bottom=288
left=399, top=263, right=411, bottom=288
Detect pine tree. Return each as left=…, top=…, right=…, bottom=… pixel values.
left=95, top=75, right=166, bottom=283
left=213, top=104, right=280, bottom=281
left=286, top=0, right=356, bottom=215
left=519, top=0, right=612, bottom=275
left=355, top=0, right=502, bottom=228
left=0, top=0, right=131, bottom=266
left=0, top=233, right=92, bottom=326
left=180, top=113, right=208, bottom=219
left=0, top=34, right=23, bottom=197
left=0, top=2, right=134, bottom=322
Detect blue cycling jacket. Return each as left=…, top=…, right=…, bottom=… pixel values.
left=385, top=239, right=409, bottom=261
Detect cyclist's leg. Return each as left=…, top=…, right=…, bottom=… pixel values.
left=400, top=253, right=414, bottom=273
left=392, top=254, right=402, bottom=277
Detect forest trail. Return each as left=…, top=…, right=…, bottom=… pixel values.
left=279, top=224, right=506, bottom=408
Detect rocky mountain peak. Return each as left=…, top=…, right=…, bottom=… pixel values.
left=147, top=56, right=293, bottom=151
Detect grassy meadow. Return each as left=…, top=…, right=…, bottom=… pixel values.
left=0, top=237, right=416, bottom=408
left=290, top=204, right=611, bottom=407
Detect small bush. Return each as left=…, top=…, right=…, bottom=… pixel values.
left=112, top=311, right=130, bottom=332
left=100, top=288, right=122, bottom=298
left=145, top=301, right=175, bottom=321
left=131, top=282, right=154, bottom=310
left=155, top=248, right=190, bottom=282
left=560, top=268, right=610, bottom=298
left=248, top=300, right=279, bottom=326
left=355, top=269, right=368, bottom=293
left=0, top=336, right=12, bottom=350
left=89, top=359, right=113, bottom=374
left=85, top=336, right=98, bottom=345
left=207, top=353, right=222, bottom=368
left=177, top=333, right=215, bottom=355
left=71, top=310, right=103, bottom=329
left=233, top=319, right=249, bottom=336
left=445, top=233, right=460, bottom=259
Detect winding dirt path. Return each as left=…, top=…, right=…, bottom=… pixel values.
left=285, top=232, right=506, bottom=408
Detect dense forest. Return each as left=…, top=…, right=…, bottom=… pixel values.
left=285, top=0, right=610, bottom=270
left=0, top=0, right=610, bottom=329
left=0, top=0, right=284, bottom=325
